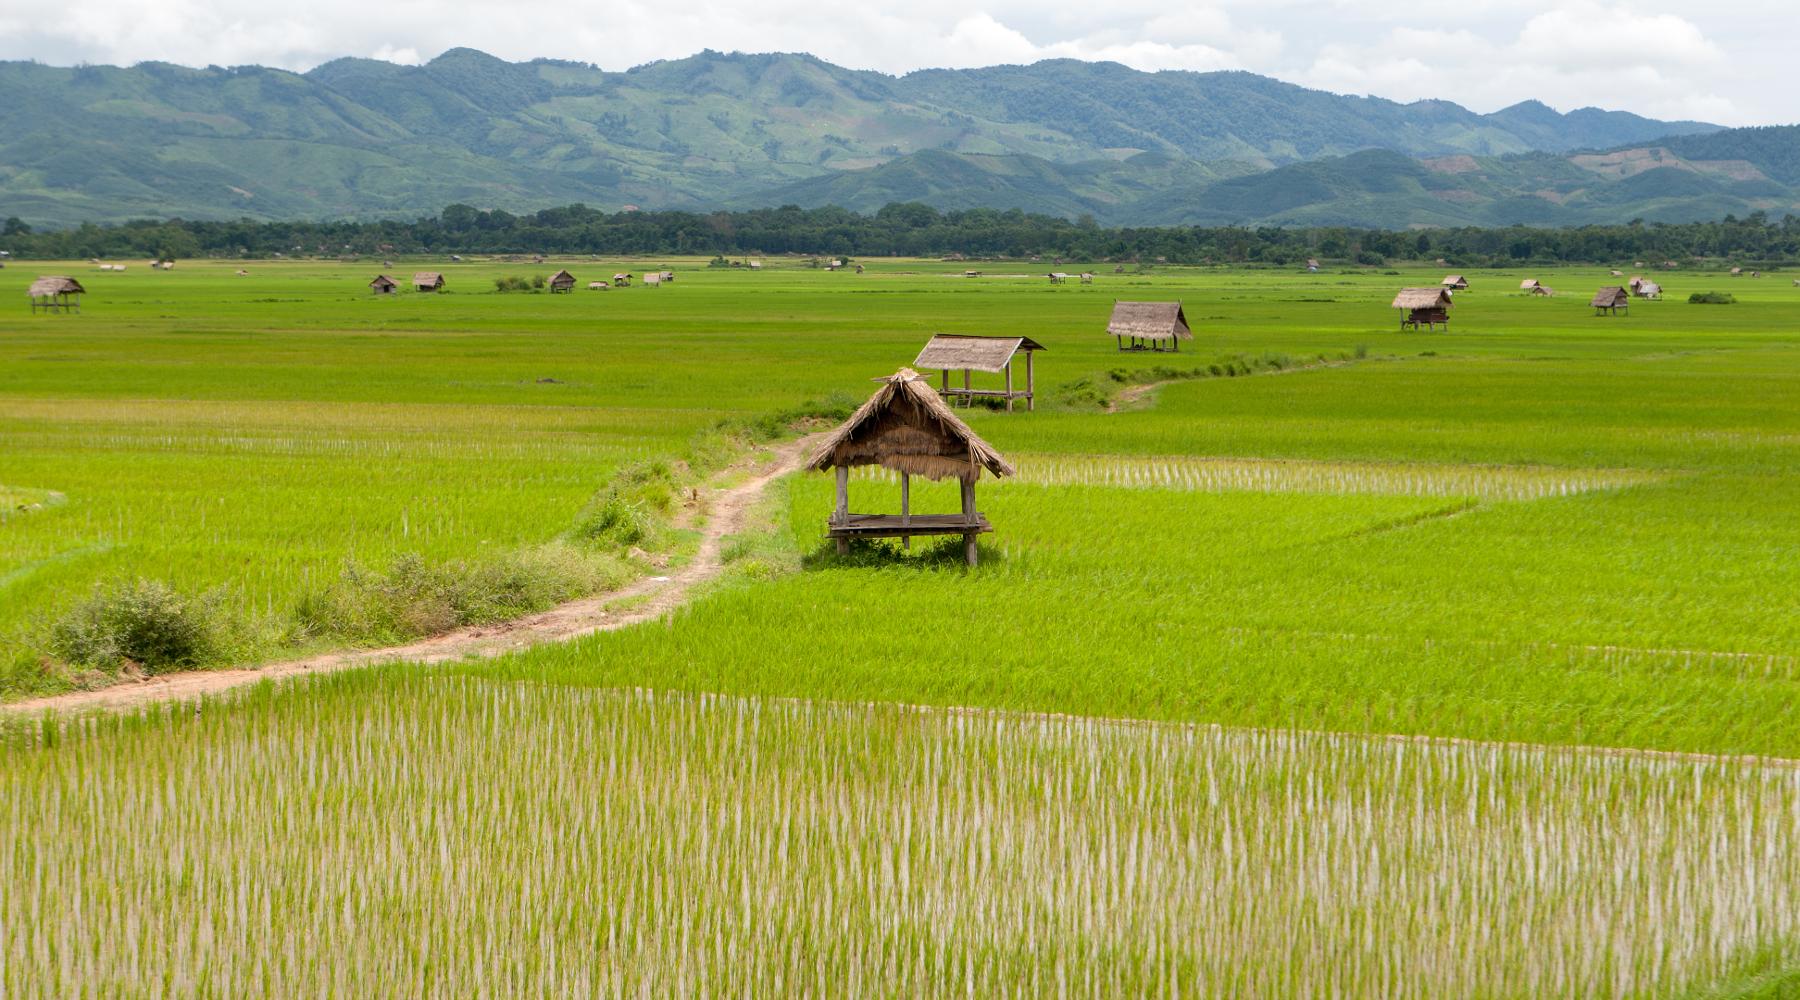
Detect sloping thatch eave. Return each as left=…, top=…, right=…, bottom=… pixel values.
left=1393, top=288, right=1452, bottom=310
left=1592, top=286, right=1628, bottom=307
left=913, top=334, right=1045, bottom=373
left=27, top=276, right=83, bottom=297
left=808, top=369, right=1015, bottom=482
left=1107, top=301, right=1191, bottom=341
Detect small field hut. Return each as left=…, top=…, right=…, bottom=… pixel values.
left=914, top=334, right=1045, bottom=413
left=1107, top=301, right=1192, bottom=352
left=1393, top=287, right=1453, bottom=330
left=1080, top=272, right=1094, bottom=284
left=643, top=272, right=663, bottom=287
left=413, top=272, right=444, bottom=292
left=588, top=281, right=609, bottom=290
left=1592, top=286, right=1630, bottom=315
left=1048, top=272, right=1068, bottom=284
left=27, top=276, right=84, bottom=314
left=809, top=369, right=1015, bottom=566
left=1442, top=274, right=1468, bottom=290
left=1629, top=277, right=1661, bottom=299
left=659, top=270, right=675, bottom=283
left=613, top=272, right=632, bottom=286
left=548, top=269, right=576, bottom=293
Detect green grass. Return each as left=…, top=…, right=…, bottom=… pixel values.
left=2, top=258, right=1798, bottom=992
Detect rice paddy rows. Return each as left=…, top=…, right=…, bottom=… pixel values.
left=866, top=454, right=1668, bottom=501
left=4, top=676, right=1794, bottom=997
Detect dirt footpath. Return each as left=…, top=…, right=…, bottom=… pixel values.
left=5, top=434, right=822, bottom=716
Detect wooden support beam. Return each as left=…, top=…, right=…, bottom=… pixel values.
left=900, top=472, right=910, bottom=550
left=834, top=465, right=848, bottom=522
left=1004, top=361, right=1014, bottom=413
left=964, top=532, right=978, bottom=567
left=962, top=368, right=970, bottom=408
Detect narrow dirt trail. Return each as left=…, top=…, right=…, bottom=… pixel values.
left=6, top=434, right=823, bottom=716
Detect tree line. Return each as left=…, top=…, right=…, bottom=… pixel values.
left=6, top=204, right=1800, bottom=266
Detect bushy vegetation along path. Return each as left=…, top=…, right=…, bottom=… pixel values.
left=4, top=434, right=823, bottom=716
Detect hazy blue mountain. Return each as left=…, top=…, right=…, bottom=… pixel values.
left=0, top=48, right=1737, bottom=227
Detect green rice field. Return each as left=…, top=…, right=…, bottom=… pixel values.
left=2, top=257, right=1797, bottom=994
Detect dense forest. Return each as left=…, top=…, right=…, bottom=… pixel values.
left=6, top=203, right=1800, bottom=266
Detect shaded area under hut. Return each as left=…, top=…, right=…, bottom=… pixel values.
left=913, top=334, right=1045, bottom=413
left=27, top=276, right=84, bottom=314
left=809, top=369, right=1015, bottom=566
left=1108, top=301, right=1191, bottom=352
left=1393, top=287, right=1453, bottom=330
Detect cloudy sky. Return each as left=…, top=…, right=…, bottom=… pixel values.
left=0, top=0, right=1790, bottom=126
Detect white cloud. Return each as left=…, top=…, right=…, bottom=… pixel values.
left=0, top=0, right=1787, bottom=124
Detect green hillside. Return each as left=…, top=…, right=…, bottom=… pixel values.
left=0, top=49, right=1723, bottom=227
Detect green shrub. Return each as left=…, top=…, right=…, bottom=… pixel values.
left=1688, top=291, right=1736, bottom=304
left=50, top=580, right=225, bottom=672
left=575, top=495, right=652, bottom=547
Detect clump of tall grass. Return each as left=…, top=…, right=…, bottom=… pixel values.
left=492, top=275, right=545, bottom=292
left=49, top=579, right=230, bottom=673
left=1689, top=291, right=1737, bottom=304
left=294, top=544, right=629, bottom=645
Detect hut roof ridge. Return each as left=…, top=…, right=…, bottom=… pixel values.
left=1107, top=301, right=1192, bottom=341
left=913, top=334, right=1045, bottom=373
left=808, top=368, right=1015, bottom=482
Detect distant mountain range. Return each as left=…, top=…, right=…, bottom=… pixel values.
left=5, top=47, right=1792, bottom=229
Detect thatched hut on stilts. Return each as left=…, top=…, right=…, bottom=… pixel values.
left=809, top=369, right=1014, bottom=566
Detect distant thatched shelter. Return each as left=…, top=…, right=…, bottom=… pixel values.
left=659, top=270, right=675, bottom=283
left=1520, top=278, right=1541, bottom=291
left=808, top=369, right=1014, bottom=565
left=1629, top=276, right=1661, bottom=299
left=548, top=269, right=576, bottom=293
left=1108, top=301, right=1192, bottom=352
left=643, top=272, right=663, bottom=287
left=1393, top=288, right=1453, bottom=330
left=612, top=272, right=632, bottom=286
left=1730, top=267, right=1743, bottom=276
left=914, top=334, right=1046, bottom=413
left=27, top=276, right=84, bottom=314
left=1442, top=274, right=1468, bottom=290
left=588, top=281, right=609, bottom=290
left=413, top=272, right=444, bottom=292
left=1048, top=272, right=1068, bottom=284
left=1079, top=272, right=1094, bottom=284
left=1306, top=259, right=1320, bottom=272
left=1592, top=286, right=1630, bottom=315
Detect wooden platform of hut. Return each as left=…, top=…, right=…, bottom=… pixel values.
left=1107, top=301, right=1191, bottom=352
left=1393, top=287, right=1453, bottom=330
left=913, top=334, right=1045, bottom=412
left=27, top=276, right=84, bottom=314
left=1592, top=287, right=1629, bottom=315
left=810, top=369, right=1015, bottom=566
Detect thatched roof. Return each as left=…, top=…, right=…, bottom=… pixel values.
left=413, top=272, right=443, bottom=286
left=808, top=369, right=1015, bottom=483
left=913, top=335, right=1045, bottom=373
left=1592, top=286, right=1629, bottom=307
left=1520, top=279, right=1541, bottom=290
left=27, top=276, right=83, bottom=297
left=1636, top=280, right=1662, bottom=296
left=370, top=274, right=397, bottom=289
left=1393, top=288, right=1452, bottom=310
left=1442, top=274, right=1468, bottom=288
left=1107, top=301, right=1192, bottom=341
left=549, top=269, right=575, bottom=284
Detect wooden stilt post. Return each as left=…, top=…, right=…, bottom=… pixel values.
left=1026, top=350, right=1035, bottom=412
left=941, top=368, right=949, bottom=397
left=962, top=368, right=970, bottom=408
left=900, top=472, right=910, bottom=550
left=1004, top=361, right=1014, bottom=413
left=961, top=476, right=978, bottom=567
left=834, top=464, right=849, bottom=555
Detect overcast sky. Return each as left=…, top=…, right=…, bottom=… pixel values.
left=0, top=0, right=1790, bottom=126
